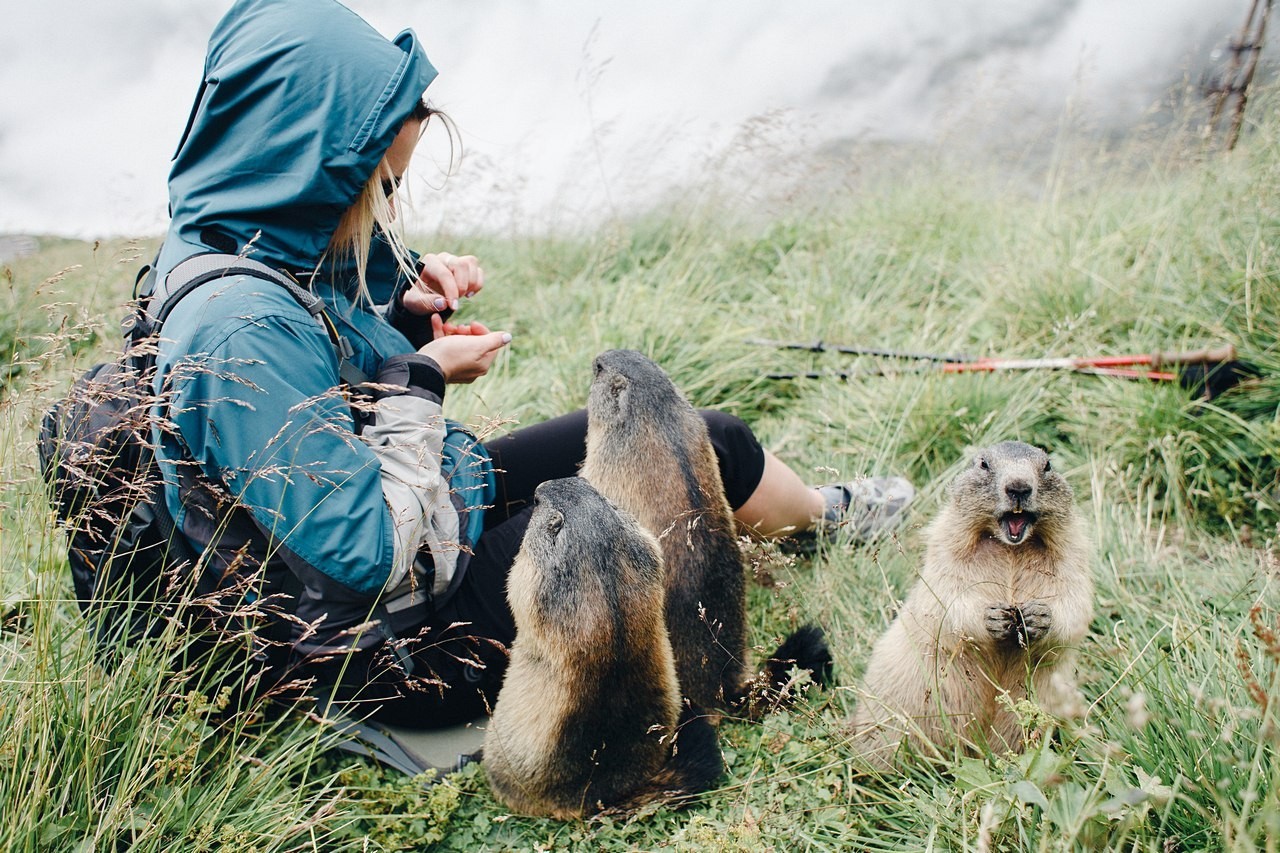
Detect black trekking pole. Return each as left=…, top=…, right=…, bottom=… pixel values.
left=747, top=338, right=971, bottom=363
left=751, top=339, right=1259, bottom=400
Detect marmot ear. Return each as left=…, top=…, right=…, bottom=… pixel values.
left=544, top=510, right=564, bottom=537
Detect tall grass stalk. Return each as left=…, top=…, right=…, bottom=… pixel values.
left=0, top=100, right=1277, bottom=849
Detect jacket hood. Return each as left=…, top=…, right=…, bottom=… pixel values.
left=159, top=0, right=436, bottom=277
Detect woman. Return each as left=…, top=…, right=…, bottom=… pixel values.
left=153, top=0, right=912, bottom=727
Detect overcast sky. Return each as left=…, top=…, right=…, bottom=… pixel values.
left=0, top=0, right=1249, bottom=240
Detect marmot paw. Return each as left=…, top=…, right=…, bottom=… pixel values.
left=985, top=604, right=1021, bottom=645
left=986, top=602, right=1052, bottom=648
left=1018, top=600, right=1052, bottom=644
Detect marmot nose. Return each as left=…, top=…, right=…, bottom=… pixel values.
left=1005, top=481, right=1032, bottom=505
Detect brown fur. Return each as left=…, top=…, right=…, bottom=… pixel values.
left=579, top=349, right=749, bottom=711
left=483, top=477, right=721, bottom=818
left=851, top=441, right=1093, bottom=768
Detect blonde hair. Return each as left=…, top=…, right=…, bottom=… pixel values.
left=325, top=165, right=413, bottom=304
left=324, top=104, right=460, bottom=304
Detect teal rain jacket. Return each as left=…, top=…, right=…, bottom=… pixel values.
left=151, top=0, right=491, bottom=663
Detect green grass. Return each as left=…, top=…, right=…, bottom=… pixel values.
left=1, top=101, right=1278, bottom=850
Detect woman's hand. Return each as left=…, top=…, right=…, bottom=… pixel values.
left=402, top=252, right=484, bottom=315
left=419, top=314, right=510, bottom=384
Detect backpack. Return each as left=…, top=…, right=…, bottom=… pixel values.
left=38, top=256, right=498, bottom=781
left=37, top=252, right=361, bottom=650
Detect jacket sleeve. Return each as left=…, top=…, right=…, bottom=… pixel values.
left=162, top=290, right=447, bottom=600
left=359, top=352, right=465, bottom=597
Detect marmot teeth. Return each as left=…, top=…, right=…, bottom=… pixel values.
left=1001, top=512, right=1031, bottom=542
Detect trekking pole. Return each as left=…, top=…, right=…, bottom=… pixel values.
left=935, top=345, right=1238, bottom=380
left=755, top=341, right=1254, bottom=398
left=746, top=338, right=971, bottom=363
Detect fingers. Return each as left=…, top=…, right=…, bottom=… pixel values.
left=436, top=319, right=493, bottom=337
left=415, top=252, right=483, bottom=309
left=416, top=253, right=460, bottom=307
left=463, top=331, right=513, bottom=367
left=402, top=281, right=450, bottom=315
left=478, top=329, right=511, bottom=352
left=402, top=253, right=484, bottom=316
left=444, top=254, right=484, bottom=298
left=417, top=328, right=512, bottom=384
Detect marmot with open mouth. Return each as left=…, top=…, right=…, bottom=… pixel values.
left=851, top=441, right=1093, bottom=768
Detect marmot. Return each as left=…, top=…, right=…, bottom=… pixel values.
left=580, top=349, right=832, bottom=713
left=851, top=441, right=1093, bottom=767
left=483, top=477, right=722, bottom=819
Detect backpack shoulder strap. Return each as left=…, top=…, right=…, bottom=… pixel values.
left=138, top=252, right=368, bottom=386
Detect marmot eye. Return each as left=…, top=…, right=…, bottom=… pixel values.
left=1043, top=459, right=1052, bottom=473
left=979, top=458, right=990, bottom=471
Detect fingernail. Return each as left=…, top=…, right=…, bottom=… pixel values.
left=432, top=297, right=448, bottom=311
left=501, top=333, right=512, bottom=344
left=450, top=299, right=460, bottom=311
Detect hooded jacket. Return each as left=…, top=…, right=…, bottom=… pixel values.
left=151, top=0, right=486, bottom=662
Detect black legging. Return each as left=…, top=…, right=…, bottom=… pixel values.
left=339, top=408, right=767, bottom=727
left=483, top=409, right=767, bottom=524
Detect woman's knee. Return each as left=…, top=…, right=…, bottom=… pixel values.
left=698, top=410, right=766, bottom=510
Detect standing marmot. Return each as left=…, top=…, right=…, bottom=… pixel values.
left=581, top=349, right=832, bottom=713
left=851, top=441, right=1093, bottom=767
left=483, top=477, right=722, bottom=819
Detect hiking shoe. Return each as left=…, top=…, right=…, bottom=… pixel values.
left=784, top=476, right=916, bottom=553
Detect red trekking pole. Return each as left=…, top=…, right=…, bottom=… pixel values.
left=753, top=340, right=1255, bottom=399
left=936, top=345, right=1239, bottom=381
